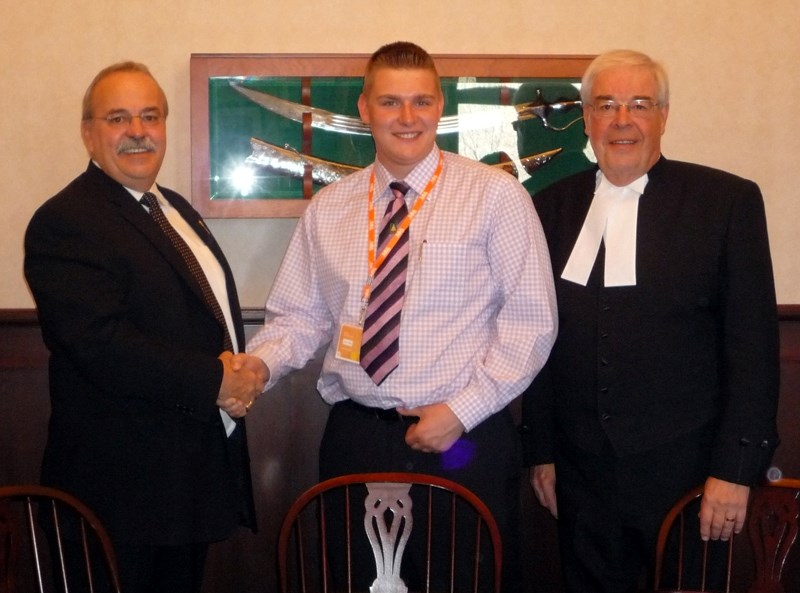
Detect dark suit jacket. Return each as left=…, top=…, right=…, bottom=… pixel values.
left=521, top=156, right=779, bottom=485
left=24, top=162, right=256, bottom=545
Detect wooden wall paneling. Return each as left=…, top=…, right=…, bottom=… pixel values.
left=2, top=308, right=799, bottom=593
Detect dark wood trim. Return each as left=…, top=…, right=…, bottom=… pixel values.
left=0, top=309, right=40, bottom=325
left=3, top=304, right=800, bottom=593
left=241, top=308, right=266, bottom=325
left=5, top=306, right=800, bottom=326
left=778, top=304, right=800, bottom=320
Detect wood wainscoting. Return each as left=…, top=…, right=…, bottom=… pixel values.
left=2, top=307, right=799, bottom=593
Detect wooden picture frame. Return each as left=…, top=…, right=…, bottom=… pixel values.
left=190, top=53, right=594, bottom=218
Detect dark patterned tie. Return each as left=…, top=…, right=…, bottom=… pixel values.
left=141, top=192, right=233, bottom=352
left=360, top=181, right=411, bottom=385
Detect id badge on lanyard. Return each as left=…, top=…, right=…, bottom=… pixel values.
left=335, top=152, right=443, bottom=363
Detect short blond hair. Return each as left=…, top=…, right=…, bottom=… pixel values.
left=362, top=41, right=440, bottom=95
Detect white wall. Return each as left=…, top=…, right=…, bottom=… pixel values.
left=3, top=0, right=798, bottom=307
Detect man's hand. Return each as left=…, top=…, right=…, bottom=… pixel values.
left=699, top=476, right=750, bottom=541
left=216, top=352, right=269, bottom=418
left=531, top=463, right=558, bottom=519
left=397, top=403, right=465, bottom=453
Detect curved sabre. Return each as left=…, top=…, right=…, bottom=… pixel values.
left=230, top=81, right=539, bottom=135
left=244, top=137, right=562, bottom=186
left=231, top=82, right=372, bottom=135
left=230, top=81, right=583, bottom=135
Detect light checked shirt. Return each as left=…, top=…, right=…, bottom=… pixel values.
left=247, top=147, right=558, bottom=431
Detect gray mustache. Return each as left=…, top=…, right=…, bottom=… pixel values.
left=117, top=138, right=156, bottom=154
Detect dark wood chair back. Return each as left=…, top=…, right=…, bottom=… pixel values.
left=652, top=479, right=800, bottom=593
left=277, top=472, right=502, bottom=593
left=0, top=485, right=122, bottom=593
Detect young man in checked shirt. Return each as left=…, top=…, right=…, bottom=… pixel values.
left=248, top=41, right=557, bottom=592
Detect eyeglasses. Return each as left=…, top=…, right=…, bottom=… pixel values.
left=87, top=111, right=164, bottom=128
left=589, top=99, right=662, bottom=118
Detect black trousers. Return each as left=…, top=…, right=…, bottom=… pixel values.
left=554, top=425, right=722, bottom=593
left=319, top=400, right=522, bottom=593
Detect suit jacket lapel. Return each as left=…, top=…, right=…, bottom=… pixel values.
left=86, top=163, right=216, bottom=319
left=633, top=157, right=682, bottom=284
left=546, top=168, right=597, bottom=278
left=159, top=185, right=246, bottom=346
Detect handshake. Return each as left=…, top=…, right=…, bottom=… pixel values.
left=216, top=351, right=270, bottom=418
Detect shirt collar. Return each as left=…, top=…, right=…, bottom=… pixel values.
left=126, top=186, right=165, bottom=211
left=596, top=169, right=649, bottom=196
left=373, top=145, right=441, bottom=199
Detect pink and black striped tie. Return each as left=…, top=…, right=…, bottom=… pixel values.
left=360, top=181, right=411, bottom=385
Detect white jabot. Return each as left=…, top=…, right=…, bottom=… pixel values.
left=561, top=171, right=648, bottom=287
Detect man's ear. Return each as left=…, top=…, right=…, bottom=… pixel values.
left=80, top=121, right=95, bottom=156
left=357, top=93, right=370, bottom=124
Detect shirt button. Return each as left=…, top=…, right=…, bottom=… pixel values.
left=601, top=413, right=611, bottom=422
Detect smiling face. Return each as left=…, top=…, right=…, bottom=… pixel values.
left=81, top=70, right=167, bottom=192
left=357, top=67, right=444, bottom=179
left=584, top=65, right=668, bottom=186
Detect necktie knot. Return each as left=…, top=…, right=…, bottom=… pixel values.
left=141, top=191, right=159, bottom=210
left=389, top=180, right=411, bottom=200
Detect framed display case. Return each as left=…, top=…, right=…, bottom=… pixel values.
left=190, top=53, right=594, bottom=217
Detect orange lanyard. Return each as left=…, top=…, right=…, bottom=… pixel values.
left=359, top=150, right=444, bottom=325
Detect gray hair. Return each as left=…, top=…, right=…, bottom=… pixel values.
left=81, top=61, right=169, bottom=121
left=581, top=50, right=669, bottom=106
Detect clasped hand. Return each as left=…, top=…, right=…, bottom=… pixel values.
left=398, top=403, right=465, bottom=453
left=216, top=352, right=269, bottom=418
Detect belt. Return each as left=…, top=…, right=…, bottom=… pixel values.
left=338, top=399, right=416, bottom=423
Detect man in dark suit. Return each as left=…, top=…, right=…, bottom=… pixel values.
left=24, top=62, right=267, bottom=593
left=521, top=50, right=780, bottom=592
